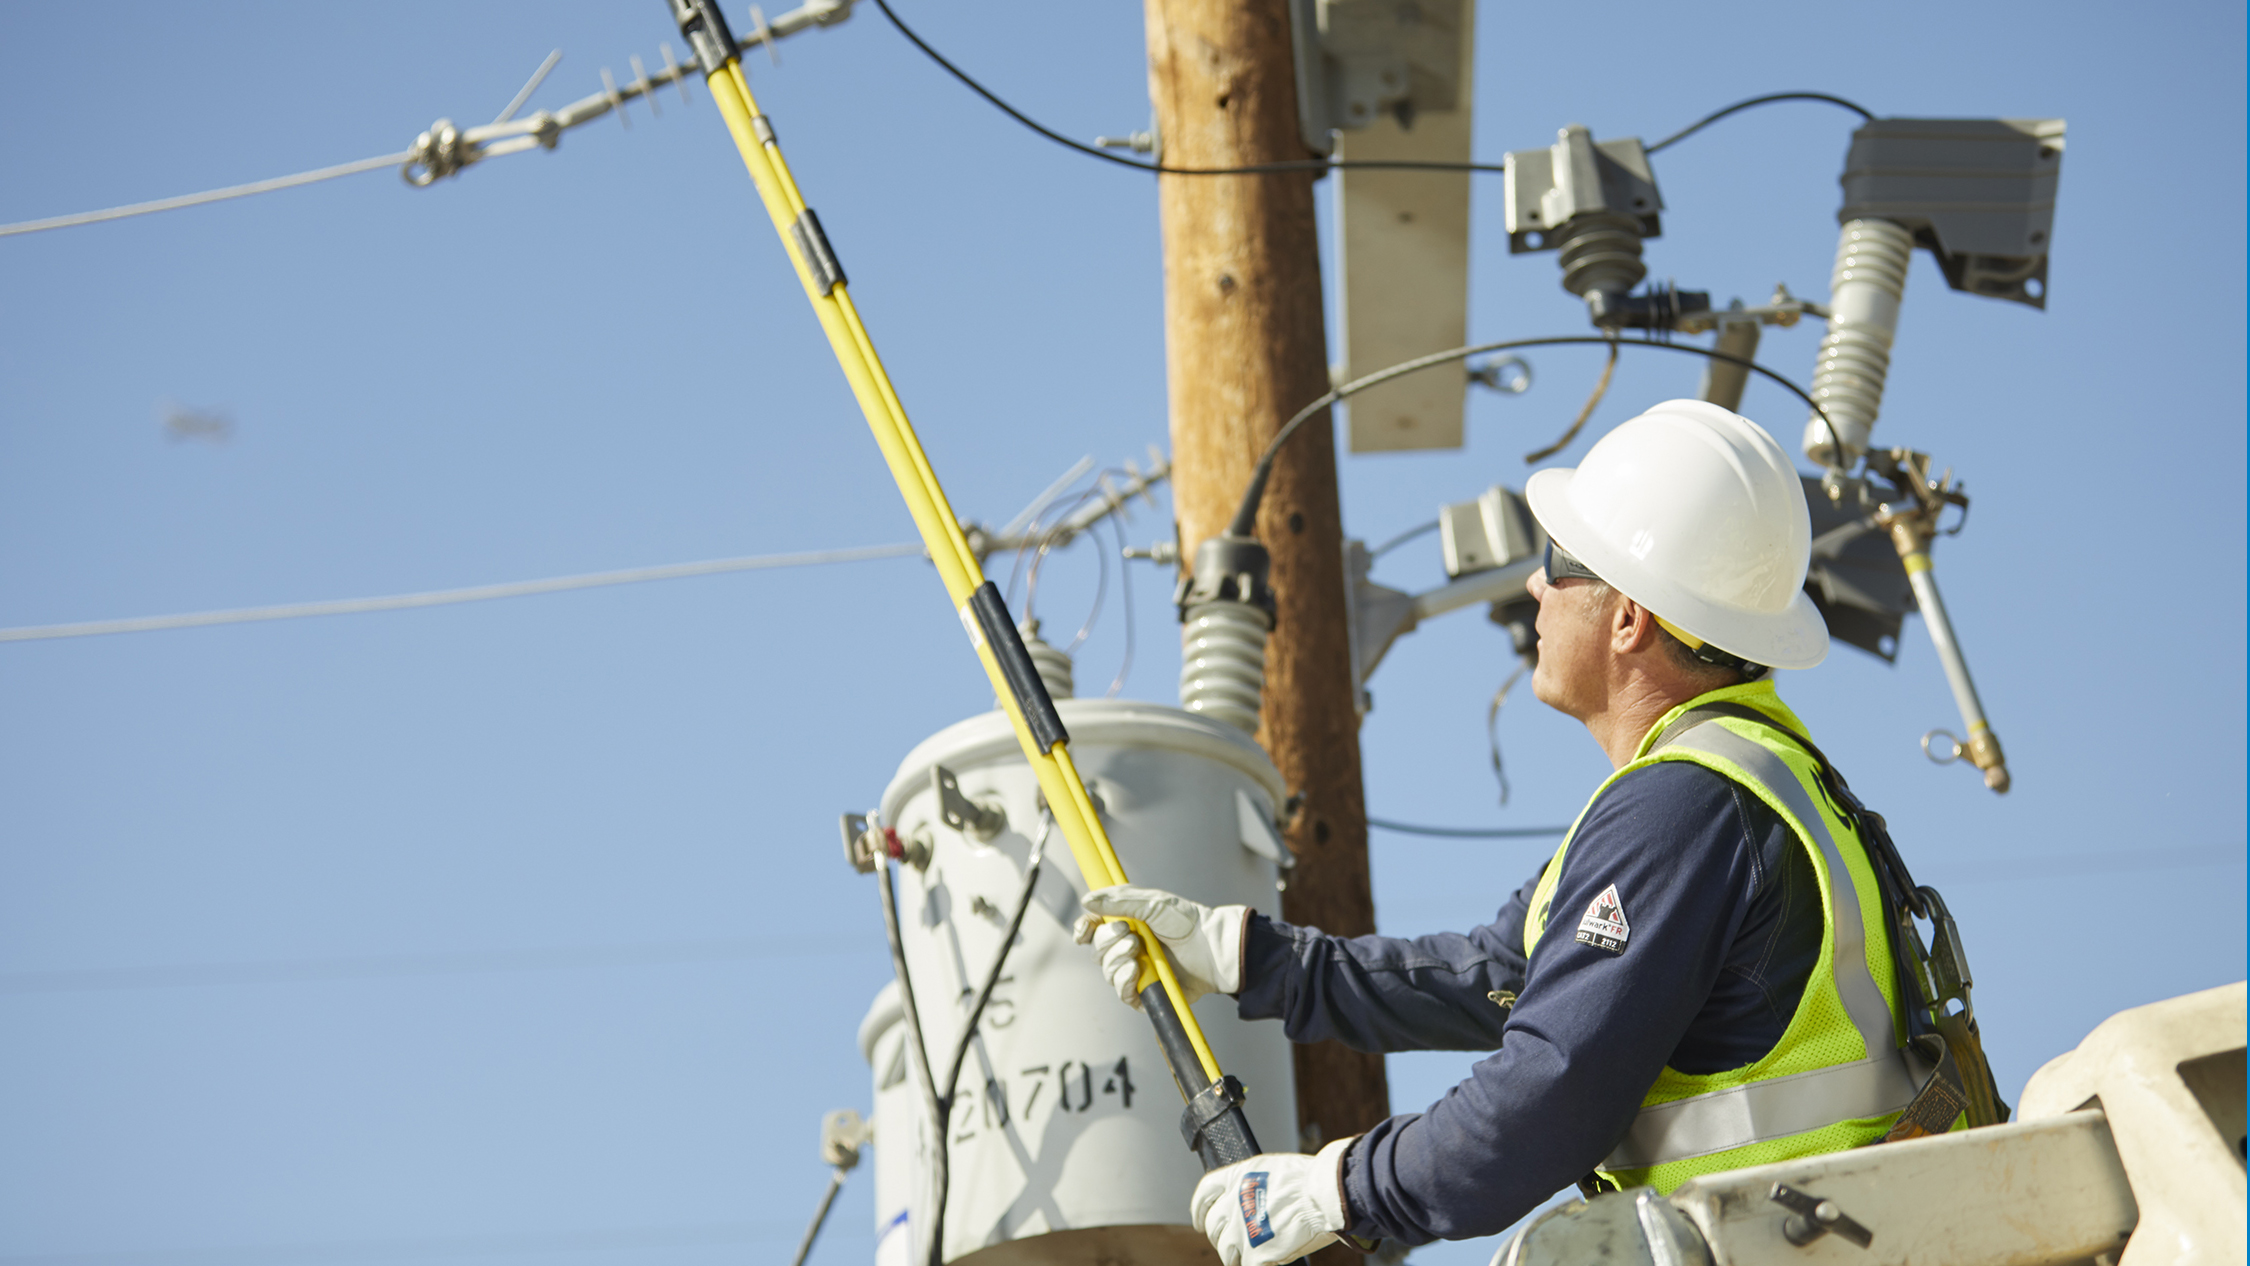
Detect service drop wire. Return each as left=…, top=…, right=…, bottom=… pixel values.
left=1230, top=336, right=1847, bottom=535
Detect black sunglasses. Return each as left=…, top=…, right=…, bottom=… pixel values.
left=1542, top=539, right=1602, bottom=585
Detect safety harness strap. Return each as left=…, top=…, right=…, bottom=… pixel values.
left=1664, top=721, right=1900, bottom=1062
left=1600, top=710, right=1917, bottom=1170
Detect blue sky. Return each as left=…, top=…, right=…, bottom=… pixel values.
left=0, top=4, right=2241, bottom=1266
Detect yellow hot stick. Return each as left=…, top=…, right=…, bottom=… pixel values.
left=701, top=56, right=1222, bottom=1086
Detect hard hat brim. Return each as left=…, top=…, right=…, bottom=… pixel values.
left=1526, top=467, right=1831, bottom=671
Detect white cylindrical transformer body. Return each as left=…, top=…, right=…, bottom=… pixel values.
left=868, top=698, right=1298, bottom=1266
left=1803, top=217, right=1914, bottom=466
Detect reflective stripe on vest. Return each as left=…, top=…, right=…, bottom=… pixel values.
left=1599, top=721, right=1916, bottom=1171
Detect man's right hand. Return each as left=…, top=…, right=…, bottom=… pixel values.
left=1079, top=885, right=1248, bottom=1010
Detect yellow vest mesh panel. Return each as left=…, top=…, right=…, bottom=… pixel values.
left=1522, top=681, right=1908, bottom=1192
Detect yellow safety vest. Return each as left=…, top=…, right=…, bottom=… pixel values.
left=1523, top=680, right=1921, bottom=1192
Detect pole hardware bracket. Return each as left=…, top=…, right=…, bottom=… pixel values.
left=840, top=813, right=878, bottom=873
left=932, top=765, right=1006, bottom=842
left=1286, top=0, right=1469, bottom=151
left=1769, top=1184, right=1874, bottom=1249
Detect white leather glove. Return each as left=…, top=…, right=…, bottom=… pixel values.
left=1191, top=1138, right=1354, bottom=1266
left=1079, top=885, right=1247, bottom=1009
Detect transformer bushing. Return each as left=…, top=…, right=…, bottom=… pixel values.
left=1175, top=534, right=1276, bottom=736
left=1803, top=218, right=1914, bottom=466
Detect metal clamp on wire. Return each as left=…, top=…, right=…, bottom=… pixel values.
left=403, top=119, right=468, bottom=186
left=1179, top=1074, right=1249, bottom=1160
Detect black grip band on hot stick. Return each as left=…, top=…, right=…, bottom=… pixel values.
left=1142, top=982, right=1263, bottom=1169
left=968, top=581, right=1068, bottom=753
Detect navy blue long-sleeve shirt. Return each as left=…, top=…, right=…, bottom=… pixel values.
left=1236, top=759, right=1825, bottom=1245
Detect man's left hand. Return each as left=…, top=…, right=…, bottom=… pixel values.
left=1190, top=1139, right=1355, bottom=1266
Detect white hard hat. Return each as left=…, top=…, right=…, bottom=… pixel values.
left=1525, top=399, right=1829, bottom=670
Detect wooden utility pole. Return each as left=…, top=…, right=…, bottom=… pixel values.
left=1142, top=0, right=1390, bottom=1173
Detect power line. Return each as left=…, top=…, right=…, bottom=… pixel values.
left=1229, top=334, right=1842, bottom=538
left=1644, top=91, right=1875, bottom=155
left=1366, top=824, right=2241, bottom=892
left=0, top=936, right=879, bottom=996
left=0, top=152, right=413, bottom=239
left=869, top=0, right=1505, bottom=178
left=0, top=1219, right=816, bottom=1266
left=0, top=543, right=924, bottom=644
left=1938, top=843, right=2240, bottom=885
left=1368, top=817, right=1567, bottom=839
left=873, top=3, right=1871, bottom=181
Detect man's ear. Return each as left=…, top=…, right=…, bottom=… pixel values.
left=1613, top=598, right=1661, bottom=655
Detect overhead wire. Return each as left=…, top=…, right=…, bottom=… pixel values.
left=0, top=542, right=923, bottom=644
left=1486, top=664, right=1528, bottom=806
left=869, top=0, right=1504, bottom=177
left=1022, top=484, right=1112, bottom=645
left=1644, top=91, right=1876, bottom=155
left=1370, top=519, right=1441, bottom=560
left=0, top=151, right=415, bottom=238
left=0, top=33, right=1867, bottom=240
left=1367, top=817, right=1567, bottom=839
left=0, top=1219, right=812, bottom=1265
left=0, top=936, right=871, bottom=995
left=1064, top=509, right=1110, bottom=653
left=1103, top=510, right=1135, bottom=697
left=1230, top=335, right=1846, bottom=537
left=873, top=2, right=1871, bottom=183
left=1523, top=336, right=1619, bottom=463
left=1005, top=467, right=1153, bottom=686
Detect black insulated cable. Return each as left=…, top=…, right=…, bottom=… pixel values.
left=1645, top=92, right=1876, bottom=155
left=881, top=816, right=1053, bottom=1266
left=875, top=856, right=945, bottom=1266
left=789, top=1168, right=850, bottom=1266
left=1229, top=336, right=1847, bottom=539
left=1369, top=519, right=1440, bottom=560
left=873, top=2, right=1870, bottom=182
left=870, top=0, right=1504, bottom=178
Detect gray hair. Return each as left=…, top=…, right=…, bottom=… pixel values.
left=1577, top=579, right=1745, bottom=687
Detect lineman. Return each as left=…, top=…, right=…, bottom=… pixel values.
left=1083, top=401, right=1929, bottom=1264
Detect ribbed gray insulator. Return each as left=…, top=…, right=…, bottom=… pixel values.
left=1179, top=600, right=1269, bottom=734
left=1554, top=214, right=1647, bottom=298
left=1024, top=629, right=1074, bottom=701
left=1805, top=218, right=1914, bottom=464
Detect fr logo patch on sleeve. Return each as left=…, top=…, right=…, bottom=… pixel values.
left=1575, top=883, right=1630, bottom=953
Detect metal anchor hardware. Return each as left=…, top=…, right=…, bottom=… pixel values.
left=933, top=765, right=1006, bottom=842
